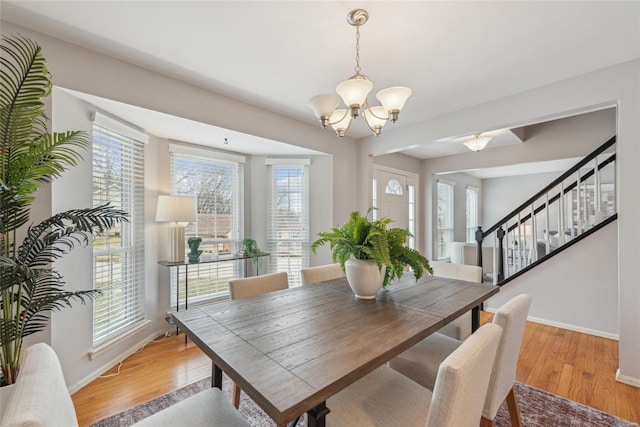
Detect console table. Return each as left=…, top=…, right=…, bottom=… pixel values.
left=158, top=252, right=270, bottom=321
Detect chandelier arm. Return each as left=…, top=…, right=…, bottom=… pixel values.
left=362, top=112, right=379, bottom=135
left=326, top=109, right=350, bottom=126
left=367, top=107, right=390, bottom=121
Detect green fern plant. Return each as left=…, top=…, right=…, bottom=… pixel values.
left=0, top=35, right=127, bottom=385
left=311, top=208, right=432, bottom=288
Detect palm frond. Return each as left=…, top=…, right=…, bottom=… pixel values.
left=0, top=35, right=50, bottom=153
left=16, top=204, right=129, bottom=266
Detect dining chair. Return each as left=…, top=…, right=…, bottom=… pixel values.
left=228, top=271, right=289, bottom=407
left=325, top=323, right=503, bottom=427
left=430, top=260, right=483, bottom=340
left=228, top=271, right=288, bottom=300
left=388, top=293, right=532, bottom=427
left=300, top=263, right=345, bottom=285
left=0, top=343, right=252, bottom=427
left=131, top=387, right=252, bottom=427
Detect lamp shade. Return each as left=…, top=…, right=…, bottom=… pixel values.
left=330, top=109, right=353, bottom=135
left=463, top=136, right=492, bottom=152
left=363, top=106, right=388, bottom=131
left=156, top=195, right=197, bottom=222
left=308, top=94, right=340, bottom=119
left=376, top=86, right=412, bottom=112
left=336, top=77, right=373, bottom=107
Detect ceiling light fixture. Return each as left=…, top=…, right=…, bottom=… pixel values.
left=308, top=9, right=412, bottom=138
left=463, top=134, right=492, bottom=151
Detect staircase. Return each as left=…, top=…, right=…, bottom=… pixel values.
left=476, top=136, right=617, bottom=286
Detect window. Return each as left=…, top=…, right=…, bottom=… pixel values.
left=92, top=119, right=146, bottom=347
left=372, top=178, right=378, bottom=220
left=408, top=184, right=416, bottom=249
left=436, top=180, right=454, bottom=260
left=170, top=145, right=244, bottom=305
left=267, top=160, right=310, bottom=287
left=385, top=179, right=403, bottom=195
left=466, top=186, right=479, bottom=243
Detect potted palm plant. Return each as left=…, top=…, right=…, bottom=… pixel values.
left=0, top=35, right=127, bottom=386
left=311, top=208, right=432, bottom=299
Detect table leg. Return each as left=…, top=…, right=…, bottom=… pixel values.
left=175, top=266, right=180, bottom=336
left=307, top=401, right=330, bottom=427
left=472, top=305, right=480, bottom=332
left=212, top=362, right=222, bottom=389
left=184, top=264, right=188, bottom=343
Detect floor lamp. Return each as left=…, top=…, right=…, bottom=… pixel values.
left=156, top=195, right=197, bottom=263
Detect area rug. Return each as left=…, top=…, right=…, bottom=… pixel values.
left=90, top=376, right=638, bottom=427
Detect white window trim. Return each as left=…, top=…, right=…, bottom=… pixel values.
left=92, top=111, right=149, bottom=144
left=170, top=142, right=246, bottom=164
left=265, top=158, right=311, bottom=166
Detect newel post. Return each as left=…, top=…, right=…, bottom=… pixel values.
left=475, top=226, right=484, bottom=271
left=496, top=226, right=505, bottom=282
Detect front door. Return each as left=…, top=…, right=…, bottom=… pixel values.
left=377, top=170, right=408, bottom=230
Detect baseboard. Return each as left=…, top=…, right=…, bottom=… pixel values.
left=68, top=327, right=168, bottom=394
left=482, top=307, right=619, bottom=341
left=616, top=369, right=640, bottom=388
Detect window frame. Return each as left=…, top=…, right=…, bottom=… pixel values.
left=436, top=179, right=455, bottom=261
left=91, top=119, right=146, bottom=348
left=266, top=160, right=310, bottom=287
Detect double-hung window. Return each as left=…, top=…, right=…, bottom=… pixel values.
left=267, top=159, right=310, bottom=287
left=92, top=114, right=146, bottom=347
left=436, top=180, right=455, bottom=260
left=169, top=144, right=244, bottom=304
left=466, top=186, right=479, bottom=243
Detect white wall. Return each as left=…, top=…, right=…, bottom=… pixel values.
left=482, top=171, right=561, bottom=230
left=374, top=152, right=422, bottom=174
left=363, top=60, right=639, bottom=385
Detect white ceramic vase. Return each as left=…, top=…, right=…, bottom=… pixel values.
left=345, top=259, right=386, bottom=299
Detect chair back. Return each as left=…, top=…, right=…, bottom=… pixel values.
left=301, top=263, right=345, bottom=285
left=425, top=323, right=502, bottom=427
left=430, top=261, right=482, bottom=340
left=430, top=260, right=482, bottom=283
left=483, top=293, right=532, bottom=419
left=1, top=343, right=79, bottom=427
left=229, top=272, right=288, bottom=300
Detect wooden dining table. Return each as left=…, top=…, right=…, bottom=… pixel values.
left=171, top=273, right=499, bottom=427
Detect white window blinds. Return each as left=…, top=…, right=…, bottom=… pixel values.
left=436, top=180, right=454, bottom=260
left=466, top=186, right=479, bottom=243
left=170, top=147, right=244, bottom=304
left=92, top=123, right=146, bottom=347
left=267, top=163, right=309, bottom=287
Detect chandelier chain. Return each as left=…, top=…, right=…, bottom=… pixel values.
left=354, top=26, right=361, bottom=75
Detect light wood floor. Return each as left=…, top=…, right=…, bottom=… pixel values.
left=71, top=312, right=640, bottom=426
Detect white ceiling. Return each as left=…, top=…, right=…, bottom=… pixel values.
left=2, top=1, right=639, bottom=161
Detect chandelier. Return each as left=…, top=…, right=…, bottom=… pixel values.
left=308, top=9, right=412, bottom=138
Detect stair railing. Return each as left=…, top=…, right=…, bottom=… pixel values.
left=476, top=136, right=617, bottom=285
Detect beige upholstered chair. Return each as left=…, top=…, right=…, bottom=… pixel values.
left=430, top=260, right=483, bottom=340
left=325, top=323, right=503, bottom=427
left=228, top=271, right=289, bottom=407
left=301, top=263, right=345, bottom=285
left=0, top=343, right=251, bottom=427
left=131, top=387, right=251, bottom=427
left=388, top=294, right=532, bottom=427
left=228, top=271, right=288, bottom=300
